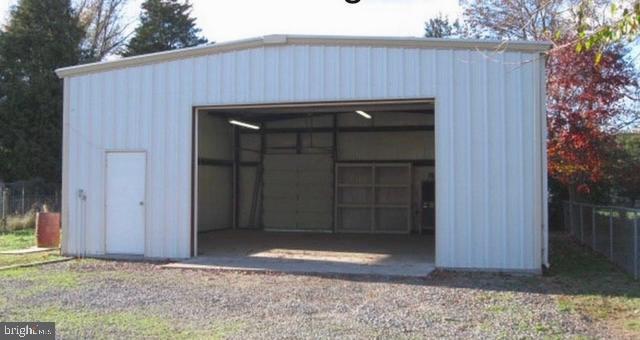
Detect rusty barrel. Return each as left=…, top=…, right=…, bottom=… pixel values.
left=36, top=212, right=60, bottom=248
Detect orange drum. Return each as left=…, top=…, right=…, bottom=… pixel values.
left=36, top=212, right=61, bottom=248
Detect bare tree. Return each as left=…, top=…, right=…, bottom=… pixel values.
left=76, top=0, right=130, bottom=62
left=461, top=0, right=577, bottom=40
left=462, top=0, right=637, bottom=60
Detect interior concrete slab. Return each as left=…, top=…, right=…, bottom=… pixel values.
left=164, top=230, right=435, bottom=278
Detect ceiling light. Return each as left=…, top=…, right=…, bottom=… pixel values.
left=355, top=110, right=372, bottom=119
left=229, top=119, right=260, bottom=130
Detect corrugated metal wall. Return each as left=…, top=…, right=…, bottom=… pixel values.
left=63, top=43, right=545, bottom=270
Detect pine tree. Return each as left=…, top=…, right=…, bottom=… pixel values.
left=424, top=14, right=463, bottom=38
left=122, top=0, right=208, bottom=57
left=0, top=0, right=83, bottom=182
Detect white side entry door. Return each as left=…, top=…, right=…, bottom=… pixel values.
left=105, top=151, right=146, bottom=255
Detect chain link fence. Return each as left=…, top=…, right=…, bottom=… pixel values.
left=564, top=201, right=640, bottom=279
left=0, top=181, right=60, bottom=229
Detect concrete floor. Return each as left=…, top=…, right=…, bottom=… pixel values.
left=164, top=230, right=435, bottom=278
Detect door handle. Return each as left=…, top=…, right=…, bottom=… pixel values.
left=139, top=201, right=144, bottom=206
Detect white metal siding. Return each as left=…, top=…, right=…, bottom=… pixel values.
left=63, top=43, right=545, bottom=270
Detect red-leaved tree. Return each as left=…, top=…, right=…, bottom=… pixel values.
left=547, top=42, right=638, bottom=200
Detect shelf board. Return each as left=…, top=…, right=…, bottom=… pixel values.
left=337, top=204, right=372, bottom=208
left=374, top=204, right=410, bottom=208
left=337, top=204, right=410, bottom=209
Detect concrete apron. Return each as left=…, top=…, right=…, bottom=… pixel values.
left=162, top=256, right=435, bottom=278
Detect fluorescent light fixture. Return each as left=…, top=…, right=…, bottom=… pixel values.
left=229, top=119, right=260, bottom=130
left=355, top=110, right=372, bottom=119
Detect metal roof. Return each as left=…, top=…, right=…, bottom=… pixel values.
left=55, top=34, right=551, bottom=78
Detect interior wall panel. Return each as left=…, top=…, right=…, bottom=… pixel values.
left=198, top=167, right=232, bottom=231
left=197, top=114, right=233, bottom=232
left=63, top=41, right=545, bottom=270
left=338, top=131, right=432, bottom=161
left=199, top=115, right=232, bottom=159
left=238, top=166, right=258, bottom=228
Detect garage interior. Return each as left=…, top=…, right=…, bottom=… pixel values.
left=186, top=100, right=436, bottom=277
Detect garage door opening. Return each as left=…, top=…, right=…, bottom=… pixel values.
left=187, top=100, right=436, bottom=277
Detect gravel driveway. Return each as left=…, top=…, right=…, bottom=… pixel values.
left=0, top=257, right=615, bottom=339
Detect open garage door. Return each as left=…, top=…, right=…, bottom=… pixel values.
left=194, top=99, right=435, bottom=237
left=192, top=100, right=436, bottom=275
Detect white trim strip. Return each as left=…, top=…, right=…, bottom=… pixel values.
left=197, top=98, right=435, bottom=111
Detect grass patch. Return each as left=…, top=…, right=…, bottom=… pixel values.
left=0, top=229, right=64, bottom=268
left=625, top=319, right=640, bottom=332
left=8, top=306, right=241, bottom=339
left=0, top=228, right=35, bottom=251
left=0, top=265, right=243, bottom=338
left=548, top=233, right=640, bottom=336
left=556, top=298, right=574, bottom=313
left=0, top=251, right=65, bottom=268
left=0, top=266, right=79, bottom=297
left=485, top=305, right=506, bottom=313
left=0, top=266, right=37, bottom=279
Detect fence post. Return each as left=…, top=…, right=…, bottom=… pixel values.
left=1, top=189, right=8, bottom=221
left=634, top=214, right=638, bottom=280
left=580, top=204, right=584, bottom=244
left=20, top=185, right=25, bottom=214
left=609, top=208, right=614, bottom=260
left=592, top=206, right=596, bottom=250
left=569, top=202, right=573, bottom=236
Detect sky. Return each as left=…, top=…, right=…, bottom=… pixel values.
left=0, top=0, right=463, bottom=42
left=0, top=0, right=636, bottom=67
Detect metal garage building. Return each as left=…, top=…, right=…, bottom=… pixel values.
left=56, top=35, right=550, bottom=273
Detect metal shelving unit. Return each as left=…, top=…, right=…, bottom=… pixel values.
left=335, top=163, right=411, bottom=234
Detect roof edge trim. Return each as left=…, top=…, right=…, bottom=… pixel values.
left=55, top=34, right=551, bottom=78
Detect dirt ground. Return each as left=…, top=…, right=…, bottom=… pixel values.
left=0, top=234, right=638, bottom=339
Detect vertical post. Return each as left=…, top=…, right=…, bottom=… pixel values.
left=564, top=202, right=569, bottom=231
left=569, top=202, right=574, bottom=236
left=407, top=165, right=412, bottom=234
left=634, top=213, right=638, bottom=280
left=592, top=206, right=596, bottom=250
left=20, top=185, right=25, bottom=214
left=232, top=126, right=239, bottom=230
left=1, top=189, right=8, bottom=222
left=609, top=208, right=614, bottom=260
left=371, top=165, right=376, bottom=233
left=259, top=128, right=266, bottom=229
left=332, top=113, right=337, bottom=233
left=579, top=204, right=584, bottom=244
